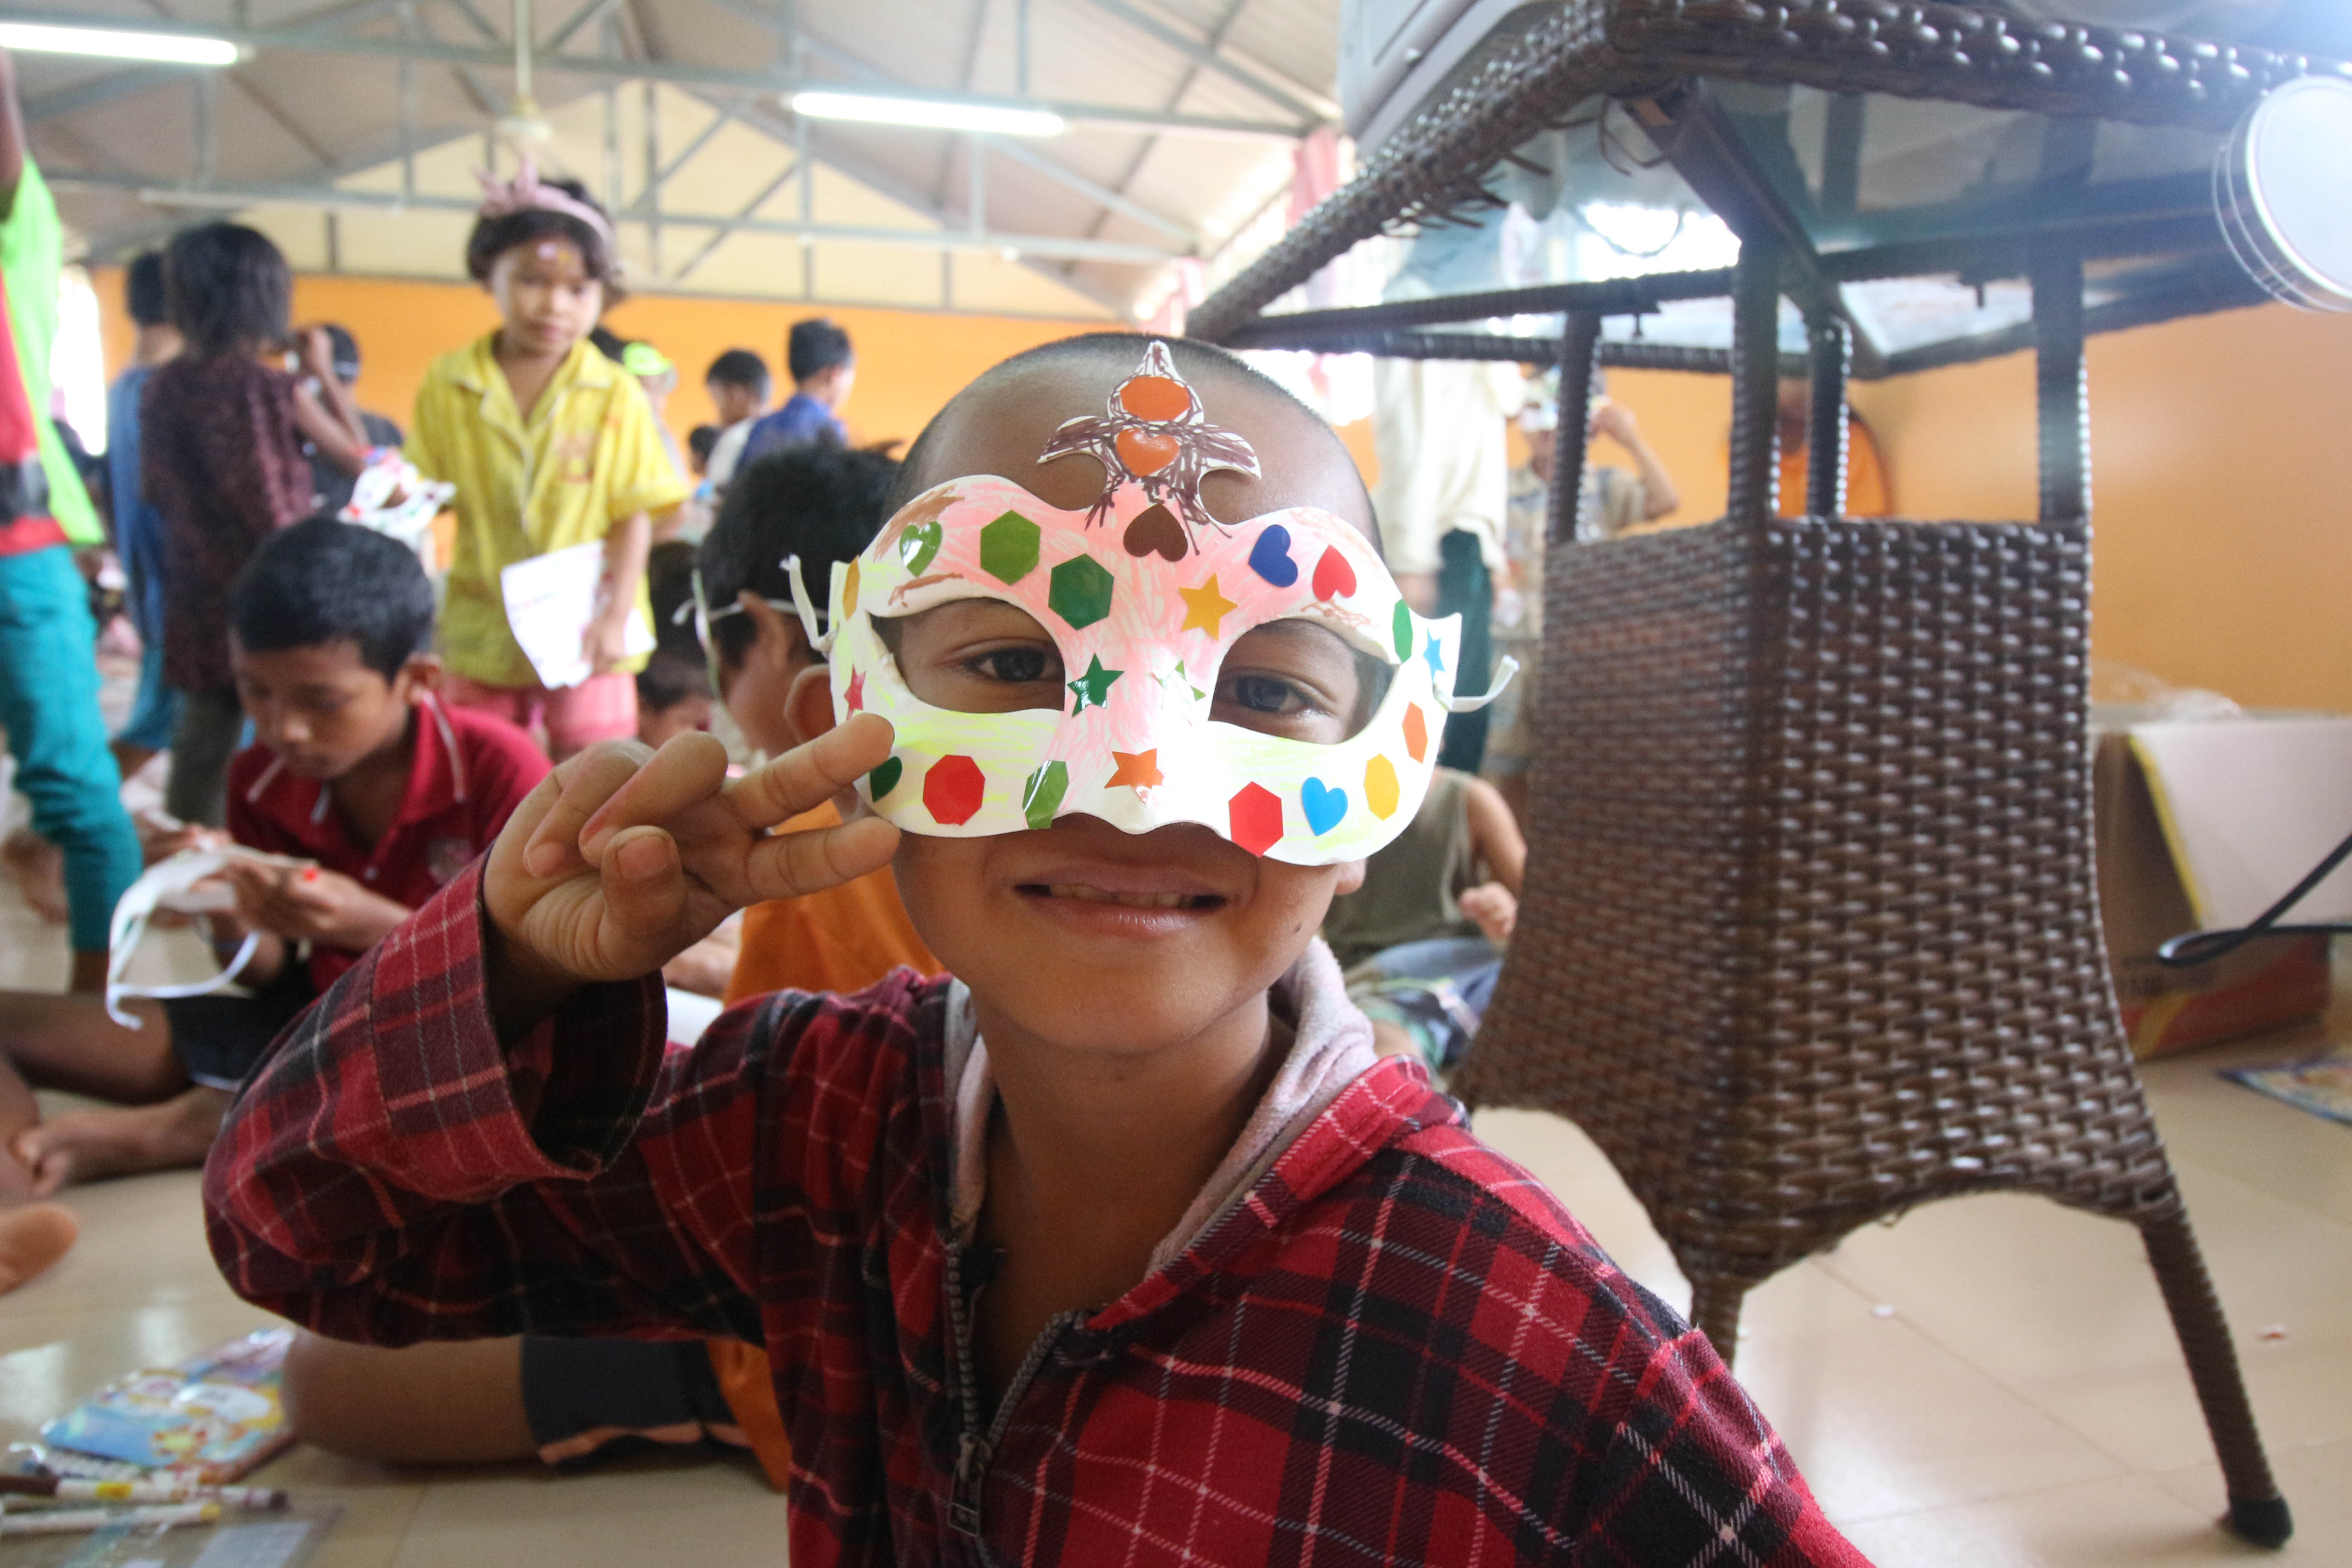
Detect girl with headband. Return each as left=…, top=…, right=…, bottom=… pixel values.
left=407, top=157, right=687, bottom=759
left=209, top=336, right=1867, bottom=1567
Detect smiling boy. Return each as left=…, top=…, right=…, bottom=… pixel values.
left=206, top=338, right=1866, bottom=1566
left=0, top=519, right=545, bottom=1195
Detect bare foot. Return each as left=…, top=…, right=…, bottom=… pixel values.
left=1, top=827, right=68, bottom=924
left=13, top=1087, right=230, bottom=1195
left=0, top=1203, right=79, bottom=1295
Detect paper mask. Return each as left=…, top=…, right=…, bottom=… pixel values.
left=807, top=343, right=1509, bottom=866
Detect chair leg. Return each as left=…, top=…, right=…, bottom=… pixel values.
left=1689, top=1274, right=1750, bottom=1368
left=2140, top=1209, right=2292, bottom=1548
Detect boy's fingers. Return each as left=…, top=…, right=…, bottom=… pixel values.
left=742, top=813, right=899, bottom=903
left=522, top=741, right=654, bottom=878
left=726, top=714, right=896, bottom=833
left=594, top=825, right=689, bottom=944
left=578, top=732, right=731, bottom=862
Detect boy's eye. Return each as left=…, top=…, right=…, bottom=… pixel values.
left=882, top=602, right=1066, bottom=715
left=1210, top=620, right=1390, bottom=745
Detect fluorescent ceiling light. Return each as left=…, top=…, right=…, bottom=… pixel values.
left=790, top=91, right=1063, bottom=137
left=0, top=21, right=240, bottom=67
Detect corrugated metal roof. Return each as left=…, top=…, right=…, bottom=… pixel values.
left=15, top=0, right=1337, bottom=317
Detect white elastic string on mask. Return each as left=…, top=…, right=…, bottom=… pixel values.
left=104, top=851, right=270, bottom=1028
left=783, top=554, right=835, bottom=656
left=1441, top=653, right=1520, bottom=714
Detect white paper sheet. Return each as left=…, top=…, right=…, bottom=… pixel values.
left=498, top=541, right=654, bottom=690
left=2129, top=715, right=2352, bottom=926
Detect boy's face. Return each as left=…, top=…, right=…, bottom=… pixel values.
left=804, top=360, right=855, bottom=410
left=230, top=638, right=426, bottom=782
left=487, top=239, right=603, bottom=358
left=882, top=358, right=1378, bottom=1057
left=639, top=692, right=714, bottom=750
left=709, top=380, right=764, bottom=425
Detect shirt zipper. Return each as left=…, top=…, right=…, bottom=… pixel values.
left=944, top=1240, right=1084, bottom=1542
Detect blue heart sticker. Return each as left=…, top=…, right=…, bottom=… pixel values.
left=1301, top=777, right=1348, bottom=836
left=1247, top=524, right=1298, bottom=588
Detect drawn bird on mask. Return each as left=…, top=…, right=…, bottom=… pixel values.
left=1039, top=340, right=1261, bottom=563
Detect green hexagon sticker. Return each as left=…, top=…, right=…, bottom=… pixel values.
left=980, top=510, right=1040, bottom=584
left=1048, top=554, right=1114, bottom=629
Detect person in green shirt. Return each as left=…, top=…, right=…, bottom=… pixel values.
left=0, top=45, right=142, bottom=991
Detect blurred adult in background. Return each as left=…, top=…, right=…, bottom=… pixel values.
left=104, top=252, right=182, bottom=780
left=740, top=317, right=852, bottom=461
left=701, top=347, right=771, bottom=493
left=0, top=45, right=141, bottom=992
left=1484, top=380, right=1681, bottom=823
left=301, top=324, right=403, bottom=515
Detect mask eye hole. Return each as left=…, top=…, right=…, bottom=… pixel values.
left=1210, top=620, right=1392, bottom=745
left=875, top=600, right=1067, bottom=714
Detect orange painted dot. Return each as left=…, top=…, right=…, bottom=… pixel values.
left=1403, top=705, right=1429, bottom=763
left=1118, top=374, right=1191, bottom=421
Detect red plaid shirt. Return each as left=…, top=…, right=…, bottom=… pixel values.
left=205, top=865, right=1868, bottom=1567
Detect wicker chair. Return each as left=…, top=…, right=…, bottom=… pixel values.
left=1452, top=238, right=2290, bottom=1545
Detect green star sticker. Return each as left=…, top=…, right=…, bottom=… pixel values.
left=1066, top=654, right=1123, bottom=713
left=1021, top=761, right=1068, bottom=831
left=979, top=510, right=1040, bottom=584
left=1156, top=658, right=1207, bottom=703
left=1048, top=554, right=1115, bottom=629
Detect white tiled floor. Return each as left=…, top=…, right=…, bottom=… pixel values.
left=1, top=884, right=2345, bottom=1564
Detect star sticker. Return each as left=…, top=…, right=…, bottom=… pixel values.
left=1067, top=654, right=1123, bottom=713
left=1177, top=574, right=1239, bottom=637
left=1107, top=749, right=1163, bottom=789
left=1154, top=657, right=1207, bottom=703
left=843, top=670, right=866, bottom=714
left=1422, top=633, right=1446, bottom=680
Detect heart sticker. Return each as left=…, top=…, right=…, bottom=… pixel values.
left=900, top=520, right=943, bottom=574
left=1122, top=503, right=1187, bottom=562
left=1301, top=778, right=1348, bottom=836
left=1115, top=428, right=1180, bottom=477
left=1311, top=547, right=1357, bottom=602
left=1247, top=524, right=1298, bottom=588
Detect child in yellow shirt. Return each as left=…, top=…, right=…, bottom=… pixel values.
left=407, top=162, right=688, bottom=757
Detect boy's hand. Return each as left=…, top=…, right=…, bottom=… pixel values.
left=582, top=607, right=633, bottom=674
left=224, top=861, right=412, bottom=951
left=481, top=718, right=899, bottom=1028
left=1459, top=882, right=1518, bottom=947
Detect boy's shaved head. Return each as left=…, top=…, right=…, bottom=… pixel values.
left=889, top=334, right=1378, bottom=545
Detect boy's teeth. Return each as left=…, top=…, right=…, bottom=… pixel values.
left=1046, top=884, right=1191, bottom=909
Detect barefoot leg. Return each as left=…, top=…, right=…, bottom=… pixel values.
left=0, top=989, right=185, bottom=1102
left=0, top=1203, right=78, bottom=1295
left=283, top=1333, right=536, bottom=1464
left=15, top=1086, right=230, bottom=1194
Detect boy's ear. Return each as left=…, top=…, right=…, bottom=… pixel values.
left=785, top=662, right=837, bottom=747
left=740, top=593, right=806, bottom=670
left=398, top=652, right=443, bottom=702
left=1332, top=858, right=1367, bottom=897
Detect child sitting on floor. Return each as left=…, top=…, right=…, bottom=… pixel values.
left=0, top=519, right=546, bottom=1195
left=207, top=337, right=1866, bottom=1566
left=1323, top=763, right=1524, bottom=1075
left=277, top=442, right=940, bottom=1488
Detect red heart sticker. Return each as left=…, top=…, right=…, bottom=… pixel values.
left=1311, top=547, right=1357, bottom=601
left=1115, top=428, right=1181, bottom=477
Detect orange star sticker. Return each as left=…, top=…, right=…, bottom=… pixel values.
left=1107, top=749, right=1164, bottom=789
left=1177, top=575, right=1238, bottom=637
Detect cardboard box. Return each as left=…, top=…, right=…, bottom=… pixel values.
left=2093, top=716, right=2352, bottom=1057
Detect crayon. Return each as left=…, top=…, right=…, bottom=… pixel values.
left=0, top=1500, right=222, bottom=1534
left=0, top=1475, right=286, bottom=1509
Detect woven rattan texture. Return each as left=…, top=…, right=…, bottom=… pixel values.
left=1457, top=514, right=2184, bottom=1289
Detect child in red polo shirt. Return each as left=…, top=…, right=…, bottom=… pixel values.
left=0, top=519, right=547, bottom=1196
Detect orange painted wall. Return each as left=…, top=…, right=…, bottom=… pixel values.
left=1852, top=301, right=2352, bottom=715
left=91, top=269, right=1102, bottom=456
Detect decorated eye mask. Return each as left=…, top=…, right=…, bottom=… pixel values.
left=799, top=343, right=1510, bottom=866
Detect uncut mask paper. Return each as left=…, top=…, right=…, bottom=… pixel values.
left=816, top=344, right=1497, bottom=867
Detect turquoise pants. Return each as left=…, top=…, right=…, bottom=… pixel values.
left=0, top=544, right=142, bottom=952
